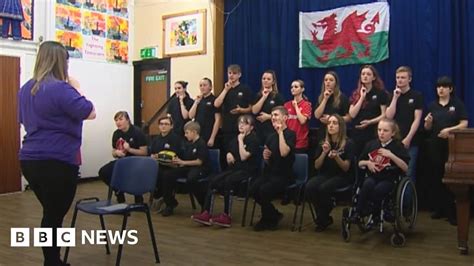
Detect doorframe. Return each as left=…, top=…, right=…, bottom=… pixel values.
left=0, top=54, right=23, bottom=192
left=132, top=58, right=171, bottom=128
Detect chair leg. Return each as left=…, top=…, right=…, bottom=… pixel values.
left=298, top=188, right=308, bottom=232
left=241, top=180, right=251, bottom=227
left=145, top=206, right=160, bottom=263
left=309, top=202, right=317, bottom=223
left=250, top=200, right=257, bottom=226
left=64, top=205, right=79, bottom=263
left=298, top=201, right=306, bottom=232
left=189, top=193, right=197, bottom=210
left=292, top=187, right=303, bottom=231
left=99, top=215, right=111, bottom=254
left=115, top=214, right=129, bottom=266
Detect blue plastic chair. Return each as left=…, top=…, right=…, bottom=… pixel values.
left=64, top=157, right=160, bottom=265
left=176, top=149, right=221, bottom=209
left=248, top=153, right=309, bottom=229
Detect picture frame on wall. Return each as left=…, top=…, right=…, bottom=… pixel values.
left=0, top=0, right=34, bottom=40
left=162, top=9, right=207, bottom=57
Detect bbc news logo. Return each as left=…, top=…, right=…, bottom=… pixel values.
left=11, top=228, right=138, bottom=247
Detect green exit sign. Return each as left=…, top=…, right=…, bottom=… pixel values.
left=145, top=74, right=166, bottom=82
left=140, top=47, right=157, bottom=59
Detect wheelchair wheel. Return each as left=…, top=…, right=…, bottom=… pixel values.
left=395, top=177, right=418, bottom=232
left=390, top=232, right=406, bottom=247
left=341, top=208, right=351, bottom=242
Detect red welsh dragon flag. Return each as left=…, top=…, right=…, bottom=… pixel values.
left=299, top=2, right=390, bottom=68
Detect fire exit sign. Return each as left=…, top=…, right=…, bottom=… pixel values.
left=140, top=47, right=157, bottom=59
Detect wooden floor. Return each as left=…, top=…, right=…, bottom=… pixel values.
left=1, top=180, right=474, bottom=266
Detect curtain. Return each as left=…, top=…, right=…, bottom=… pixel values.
left=224, top=0, right=474, bottom=124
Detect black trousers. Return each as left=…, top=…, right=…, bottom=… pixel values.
left=305, top=174, right=349, bottom=222
left=98, top=160, right=115, bottom=186
left=249, top=175, right=288, bottom=222
left=356, top=176, right=393, bottom=216
left=21, top=160, right=78, bottom=266
left=161, top=166, right=208, bottom=208
left=203, top=169, right=250, bottom=214
left=426, top=137, right=455, bottom=216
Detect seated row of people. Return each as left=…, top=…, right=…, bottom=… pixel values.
left=98, top=105, right=406, bottom=233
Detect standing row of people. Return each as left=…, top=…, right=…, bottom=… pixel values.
left=99, top=64, right=468, bottom=230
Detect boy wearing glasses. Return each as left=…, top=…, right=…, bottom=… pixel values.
left=192, top=115, right=259, bottom=227
left=149, top=116, right=183, bottom=210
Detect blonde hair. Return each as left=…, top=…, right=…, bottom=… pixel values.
left=260, top=70, right=279, bottom=96
left=227, top=64, right=241, bottom=73
left=396, top=66, right=412, bottom=78
left=184, top=120, right=201, bottom=134
left=32, top=41, right=69, bottom=95
left=379, top=118, right=401, bottom=140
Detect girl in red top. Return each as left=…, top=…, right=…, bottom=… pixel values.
left=284, top=79, right=312, bottom=153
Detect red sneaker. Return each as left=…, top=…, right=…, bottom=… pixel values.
left=211, top=213, right=232, bottom=228
left=191, top=211, right=212, bottom=226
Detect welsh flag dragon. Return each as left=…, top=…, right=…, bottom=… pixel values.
left=299, top=2, right=390, bottom=68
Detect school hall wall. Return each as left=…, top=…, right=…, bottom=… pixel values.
left=134, top=0, right=216, bottom=98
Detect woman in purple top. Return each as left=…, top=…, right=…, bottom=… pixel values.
left=18, top=41, right=96, bottom=266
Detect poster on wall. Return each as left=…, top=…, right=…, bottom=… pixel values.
left=83, top=0, right=107, bottom=13
left=54, top=0, right=129, bottom=63
left=56, top=29, right=83, bottom=58
left=0, top=0, right=34, bottom=40
left=105, top=39, right=128, bottom=63
left=107, top=0, right=128, bottom=18
left=106, top=15, right=128, bottom=41
left=82, top=10, right=106, bottom=37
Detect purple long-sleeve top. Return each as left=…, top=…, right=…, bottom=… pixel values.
left=18, top=77, right=94, bottom=165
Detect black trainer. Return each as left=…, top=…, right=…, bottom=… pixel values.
left=267, top=212, right=284, bottom=231
left=253, top=219, right=268, bottom=232
left=315, top=216, right=333, bottom=232
left=161, top=200, right=179, bottom=217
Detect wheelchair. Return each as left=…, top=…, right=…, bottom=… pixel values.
left=340, top=170, right=418, bottom=247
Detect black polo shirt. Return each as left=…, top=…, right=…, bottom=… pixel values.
left=112, top=125, right=147, bottom=157
left=389, top=89, right=423, bottom=145
left=182, top=137, right=210, bottom=173
left=253, top=92, right=285, bottom=142
left=227, top=131, right=260, bottom=175
left=221, top=83, right=254, bottom=134
left=315, top=94, right=350, bottom=139
left=194, top=94, right=220, bottom=143
left=264, top=128, right=296, bottom=178
left=314, top=139, right=355, bottom=179
left=427, top=97, right=468, bottom=138
left=352, top=88, right=388, bottom=126
left=314, top=93, right=350, bottom=118
left=149, top=132, right=183, bottom=157
left=360, top=139, right=409, bottom=181
left=167, top=96, right=194, bottom=136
